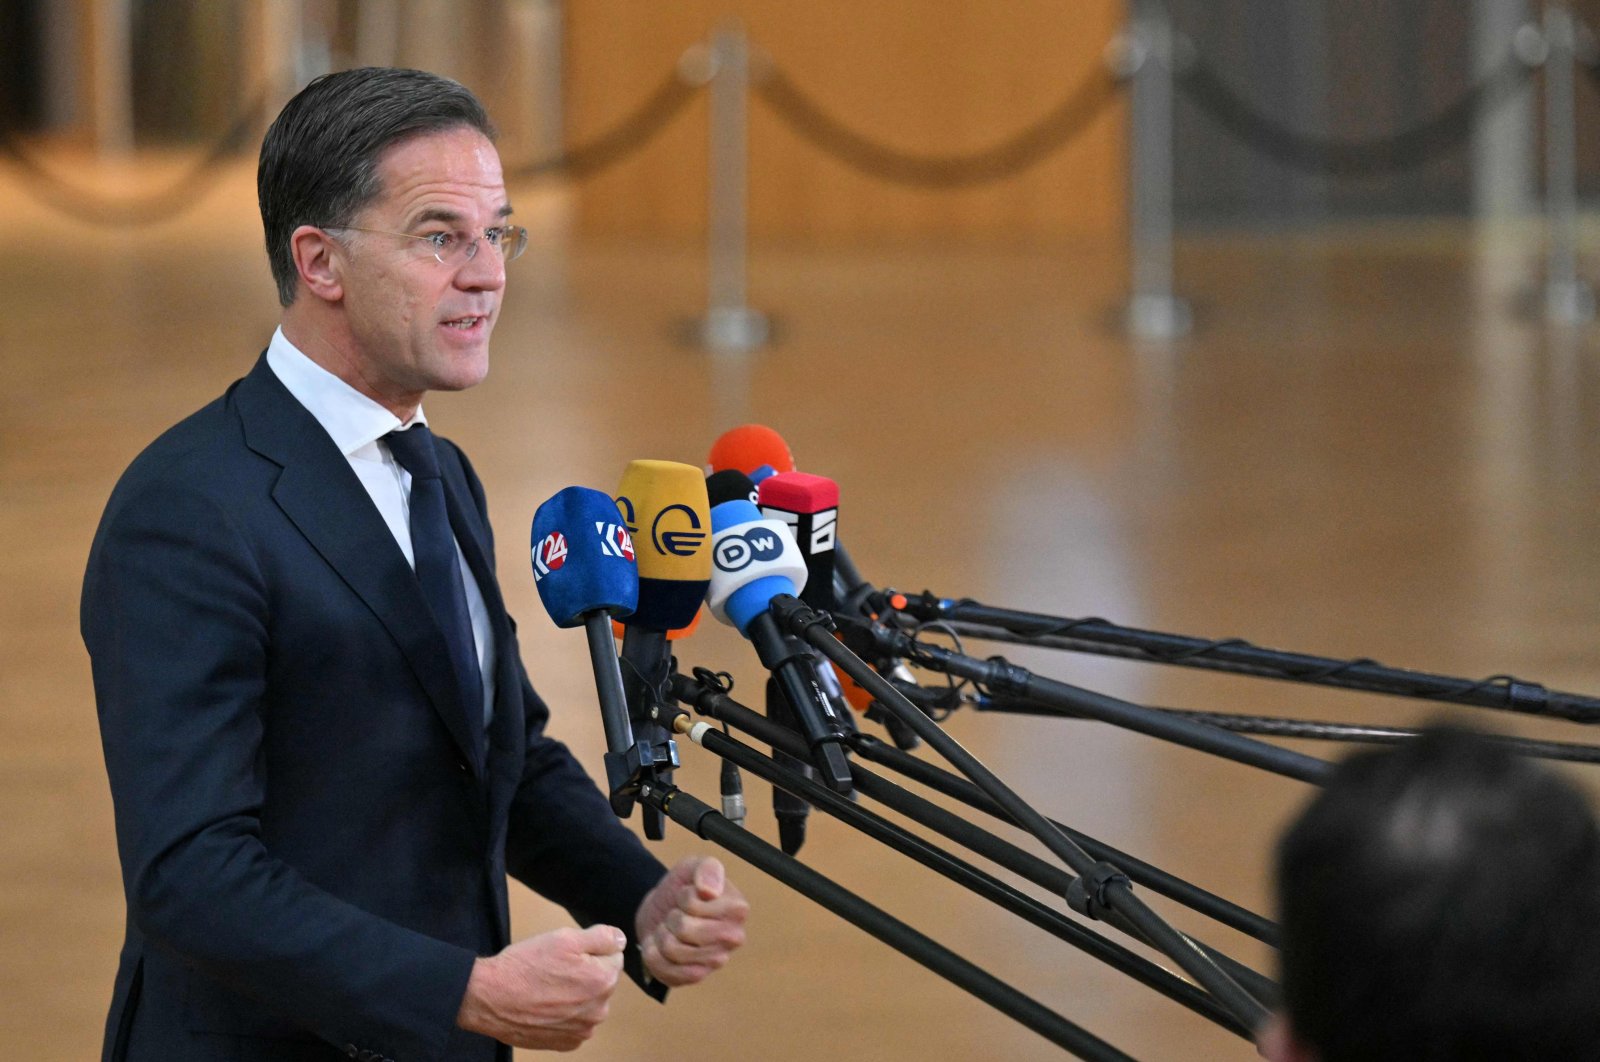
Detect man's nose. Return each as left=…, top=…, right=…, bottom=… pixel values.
left=456, top=238, right=506, bottom=291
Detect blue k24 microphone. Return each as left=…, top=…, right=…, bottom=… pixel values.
left=531, top=486, right=646, bottom=816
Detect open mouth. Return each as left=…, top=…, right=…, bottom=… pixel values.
left=442, top=315, right=486, bottom=331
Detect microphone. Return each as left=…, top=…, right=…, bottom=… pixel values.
left=758, top=471, right=839, bottom=612
left=531, top=486, right=643, bottom=816
left=707, top=423, right=795, bottom=477
left=616, top=460, right=712, bottom=631
left=706, top=468, right=759, bottom=508
left=709, top=468, right=817, bottom=846
left=708, top=497, right=853, bottom=793
left=759, top=469, right=858, bottom=741
left=732, top=437, right=907, bottom=746
left=614, top=460, right=711, bottom=839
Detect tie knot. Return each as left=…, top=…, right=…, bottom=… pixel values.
left=385, top=426, right=441, bottom=479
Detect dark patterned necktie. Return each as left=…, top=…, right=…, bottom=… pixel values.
left=384, top=426, right=484, bottom=732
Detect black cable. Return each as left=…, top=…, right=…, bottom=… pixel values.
left=753, top=59, right=1121, bottom=188
left=1173, top=49, right=1533, bottom=177
left=508, top=68, right=700, bottom=181
left=0, top=87, right=269, bottom=226
left=639, top=782, right=1136, bottom=1061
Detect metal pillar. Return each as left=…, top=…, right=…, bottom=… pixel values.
left=1123, top=0, right=1191, bottom=340
left=696, top=21, right=770, bottom=353
left=1472, top=0, right=1537, bottom=218
left=1542, top=1, right=1594, bottom=324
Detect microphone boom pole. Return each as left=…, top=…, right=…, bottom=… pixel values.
left=894, top=593, right=1600, bottom=724
left=846, top=615, right=1333, bottom=785
left=672, top=670, right=1278, bottom=947
left=768, top=596, right=1272, bottom=1032
left=977, top=697, right=1600, bottom=766
left=669, top=713, right=1254, bottom=1038
left=636, top=779, right=1138, bottom=1061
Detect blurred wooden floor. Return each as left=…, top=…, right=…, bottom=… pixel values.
left=6, top=156, right=1600, bottom=1060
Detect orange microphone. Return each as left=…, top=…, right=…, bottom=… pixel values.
left=707, top=424, right=795, bottom=478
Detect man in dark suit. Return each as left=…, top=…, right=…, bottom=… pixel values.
left=82, top=67, right=747, bottom=1062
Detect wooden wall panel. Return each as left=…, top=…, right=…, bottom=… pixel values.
left=563, top=2, right=1127, bottom=240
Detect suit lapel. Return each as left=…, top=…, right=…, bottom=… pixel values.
left=233, top=357, right=486, bottom=777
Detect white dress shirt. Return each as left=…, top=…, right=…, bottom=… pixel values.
left=266, top=327, right=496, bottom=726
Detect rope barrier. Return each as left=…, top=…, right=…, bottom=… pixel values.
left=0, top=66, right=701, bottom=226
left=1173, top=50, right=1534, bottom=177
left=752, top=59, right=1121, bottom=189
left=0, top=88, right=270, bottom=226
left=1, top=20, right=1573, bottom=224
left=506, top=67, right=701, bottom=181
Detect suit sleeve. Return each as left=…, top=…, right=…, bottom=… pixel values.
left=83, top=474, right=479, bottom=1061
left=447, top=446, right=669, bottom=997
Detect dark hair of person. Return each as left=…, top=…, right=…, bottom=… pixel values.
left=257, top=67, right=495, bottom=306
left=1276, top=725, right=1600, bottom=1061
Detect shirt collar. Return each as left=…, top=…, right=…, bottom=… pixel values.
left=264, top=326, right=427, bottom=457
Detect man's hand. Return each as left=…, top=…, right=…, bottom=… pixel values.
left=456, top=925, right=626, bottom=1050
left=634, top=856, right=749, bottom=987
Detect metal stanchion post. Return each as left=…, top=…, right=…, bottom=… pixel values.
left=1542, top=0, right=1595, bottom=324
left=697, top=21, right=770, bottom=353
left=1121, top=1, right=1191, bottom=340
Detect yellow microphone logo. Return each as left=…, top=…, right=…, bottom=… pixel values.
left=616, top=460, right=712, bottom=583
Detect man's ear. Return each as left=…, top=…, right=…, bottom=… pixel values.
left=1256, top=1012, right=1316, bottom=1062
left=289, top=224, right=346, bottom=304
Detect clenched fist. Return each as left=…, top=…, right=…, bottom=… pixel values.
left=634, top=856, right=750, bottom=987
left=456, top=924, right=627, bottom=1050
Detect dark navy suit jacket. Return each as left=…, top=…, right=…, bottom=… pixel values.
left=82, top=356, right=666, bottom=1062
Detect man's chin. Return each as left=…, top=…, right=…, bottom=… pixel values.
left=425, top=339, right=492, bottom=392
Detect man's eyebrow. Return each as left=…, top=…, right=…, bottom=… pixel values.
left=406, top=204, right=515, bottom=228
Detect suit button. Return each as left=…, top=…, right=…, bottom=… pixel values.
left=457, top=760, right=469, bottom=773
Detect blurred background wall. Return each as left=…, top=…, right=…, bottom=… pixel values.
left=15, top=1, right=1600, bottom=241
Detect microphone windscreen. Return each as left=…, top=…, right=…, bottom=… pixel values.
left=531, top=486, right=638, bottom=628
left=708, top=424, right=795, bottom=476
left=705, top=469, right=758, bottom=508
left=757, top=471, right=839, bottom=514
left=616, top=460, right=711, bottom=631
left=613, top=605, right=702, bottom=642
left=706, top=499, right=808, bottom=633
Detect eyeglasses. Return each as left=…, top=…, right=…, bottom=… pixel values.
left=325, top=224, right=529, bottom=266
